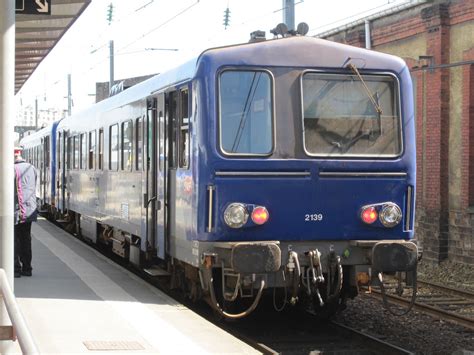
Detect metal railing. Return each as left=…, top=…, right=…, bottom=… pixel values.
left=0, top=269, right=39, bottom=354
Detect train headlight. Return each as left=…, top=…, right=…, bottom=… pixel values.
left=224, top=203, right=249, bottom=229
left=251, top=206, right=269, bottom=225
left=379, top=203, right=402, bottom=228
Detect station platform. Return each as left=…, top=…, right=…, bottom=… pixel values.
left=11, top=218, right=259, bottom=354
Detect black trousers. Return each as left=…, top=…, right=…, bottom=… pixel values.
left=14, top=222, right=32, bottom=273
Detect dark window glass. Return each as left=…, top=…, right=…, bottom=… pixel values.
left=57, top=132, right=61, bottom=170
left=109, top=124, right=119, bottom=171
left=169, top=92, right=178, bottom=168
left=136, top=117, right=143, bottom=171
left=179, top=89, right=190, bottom=168
left=67, top=137, right=72, bottom=169
left=80, top=133, right=86, bottom=169
left=121, top=120, right=133, bottom=171
left=98, top=128, right=104, bottom=170
left=89, top=130, right=96, bottom=170
left=45, top=137, right=50, bottom=168
left=219, top=70, right=273, bottom=155
left=73, top=136, right=79, bottom=169
left=302, top=72, right=401, bottom=157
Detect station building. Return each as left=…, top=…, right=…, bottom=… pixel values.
left=318, top=0, right=474, bottom=265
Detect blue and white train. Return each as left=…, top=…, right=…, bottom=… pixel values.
left=21, top=34, right=418, bottom=318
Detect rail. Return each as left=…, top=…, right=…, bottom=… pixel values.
left=365, top=286, right=474, bottom=331
left=0, top=269, right=39, bottom=354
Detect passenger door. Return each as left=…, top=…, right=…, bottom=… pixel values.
left=156, top=93, right=167, bottom=260
left=145, top=98, right=158, bottom=260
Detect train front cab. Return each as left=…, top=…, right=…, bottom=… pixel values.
left=193, top=40, right=419, bottom=318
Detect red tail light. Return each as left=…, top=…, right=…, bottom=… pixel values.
left=251, top=206, right=269, bottom=225
left=361, top=206, right=378, bottom=224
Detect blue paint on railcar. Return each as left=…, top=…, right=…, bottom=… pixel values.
left=192, top=37, right=415, bottom=243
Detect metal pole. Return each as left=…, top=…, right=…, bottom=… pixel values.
left=365, top=20, right=371, bottom=49
left=0, top=0, right=15, bottom=285
left=0, top=269, right=39, bottom=354
left=0, top=0, right=16, bottom=352
left=109, top=40, right=114, bottom=95
left=282, top=0, right=295, bottom=31
left=35, top=97, right=38, bottom=129
left=67, top=73, right=72, bottom=116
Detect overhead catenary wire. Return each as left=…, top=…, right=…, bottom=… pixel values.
left=23, top=1, right=192, bottom=108
left=117, top=1, right=200, bottom=54
left=308, top=0, right=408, bottom=36
left=20, top=0, right=412, bottom=118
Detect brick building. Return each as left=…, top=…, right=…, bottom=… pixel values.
left=318, top=0, right=474, bottom=265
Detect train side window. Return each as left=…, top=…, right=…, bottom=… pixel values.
left=136, top=117, right=143, bottom=171
left=80, top=133, right=87, bottom=169
left=178, top=89, right=190, bottom=168
left=98, top=128, right=104, bottom=170
left=169, top=92, right=178, bottom=169
left=109, top=124, right=119, bottom=171
left=219, top=70, right=274, bottom=155
left=45, top=136, right=50, bottom=168
left=73, top=135, right=80, bottom=170
left=40, top=144, right=43, bottom=170
left=57, top=132, right=61, bottom=170
left=40, top=144, right=44, bottom=170
left=121, top=120, right=133, bottom=171
left=89, top=130, right=96, bottom=170
left=67, top=137, right=72, bottom=170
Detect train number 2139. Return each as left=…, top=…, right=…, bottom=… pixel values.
left=305, top=213, right=323, bottom=222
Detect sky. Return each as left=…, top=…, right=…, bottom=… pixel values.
left=16, top=0, right=409, bottom=115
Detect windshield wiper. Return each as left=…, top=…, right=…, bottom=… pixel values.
left=231, top=73, right=261, bottom=152
left=346, top=63, right=383, bottom=115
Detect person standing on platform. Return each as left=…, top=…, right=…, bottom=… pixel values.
left=13, top=147, right=38, bottom=278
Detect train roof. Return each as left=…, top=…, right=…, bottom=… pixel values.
left=100, top=36, right=407, bottom=107
left=56, top=36, right=407, bottom=129
left=198, top=36, right=407, bottom=73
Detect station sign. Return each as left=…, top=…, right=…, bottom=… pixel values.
left=16, top=0, right=51, bottom=15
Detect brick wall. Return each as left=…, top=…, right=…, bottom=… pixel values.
left=321, top=0, right=474, bottom=265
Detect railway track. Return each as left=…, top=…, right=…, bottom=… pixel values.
left=50, top=217, right=418, bottom=354
left=204, top=303, right=414, bottom=354
left=364, top=278, right=474, bottom=331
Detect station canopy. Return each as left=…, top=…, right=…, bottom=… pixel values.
left=15, top=0, right=91, bottom=94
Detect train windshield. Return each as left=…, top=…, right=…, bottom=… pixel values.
left=219, top=70, right=274, bottom=155
left=302, top=72, right=402, bottom=158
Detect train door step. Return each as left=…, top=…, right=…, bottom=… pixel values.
left=56, top=219, right=68, bottom=223
left=143, top=266, right=170, bottom=277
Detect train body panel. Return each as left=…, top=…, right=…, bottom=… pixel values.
left=20, top=36, right=418, bottom=318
